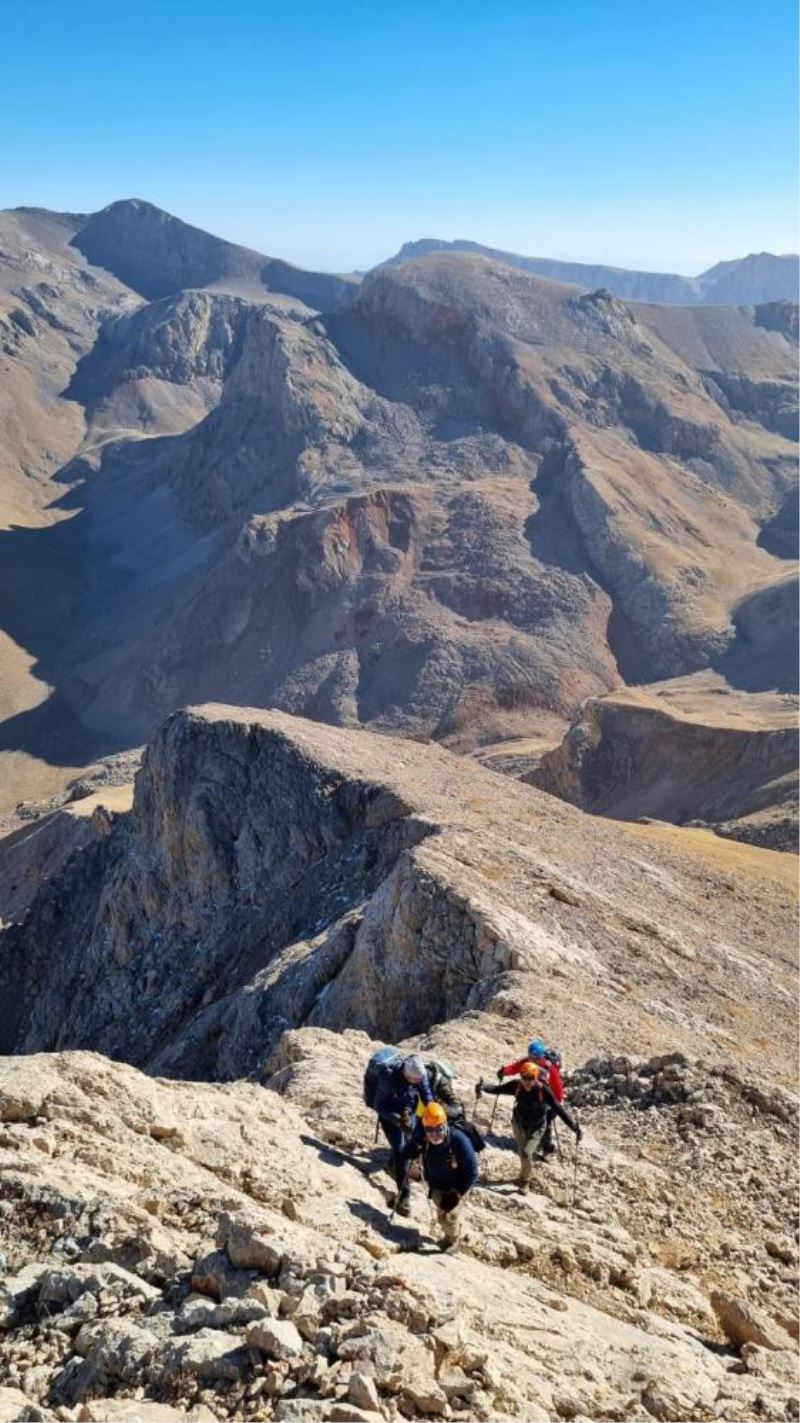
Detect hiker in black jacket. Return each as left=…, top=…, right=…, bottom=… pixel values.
left=403, top=1101, right=479, bottom=1249
left=478, top=1060, right=581, bottom=1187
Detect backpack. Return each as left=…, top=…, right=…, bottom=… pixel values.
left=363, top=1046, right=402, bottom=1109
left=425, top=1058, right=457, bottom=1102
left=458, top=1119, right=486, bottom=1154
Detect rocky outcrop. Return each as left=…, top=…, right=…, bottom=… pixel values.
left=2, top=705, right=797, bottom=1084
left=529, top=683, right=798, bottom=849
left=0, top=1039, right=796, bottom=1423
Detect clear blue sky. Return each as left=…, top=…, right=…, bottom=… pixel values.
left=1, top=0, right=797, bottom=273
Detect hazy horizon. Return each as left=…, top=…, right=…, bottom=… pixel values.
left=2, top=0, right=796, bottom=277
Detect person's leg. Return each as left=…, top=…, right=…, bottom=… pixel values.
left=514, top=1121, right=546, bottom=1184
left=512, top=1119, right=531, bottom=1183
left=379, top=1117, right=409, bottom=1197
left=541, top=1109, right=556, bottom=1156
left=432, top=1191, right=462, bottom=1247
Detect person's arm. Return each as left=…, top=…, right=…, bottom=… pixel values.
left=402, top=1131, right=423, bottom=1161
left=548, top=1065, right=565, bottom=1102
left=453, top=1134, right=479, bottom=1193
left=480, top=1079, right=518, bottom=1097
left=417, top=1071, right=433, bottom=1107
left=547, top=1087, right=581, bottom=1137
left=498, top=1056, right=526, bottom=1079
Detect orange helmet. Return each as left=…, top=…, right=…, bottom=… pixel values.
left=422, top=1102, right=448, bottom=1129
left=519, top=1062, right=541, bottom=1080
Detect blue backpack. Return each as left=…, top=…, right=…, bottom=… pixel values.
left=363, top=1046, right=402, bottom=1108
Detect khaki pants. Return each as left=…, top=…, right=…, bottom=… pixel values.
left=512, top=1118, right=547, bottom=1183
left=431, top=1190, right=464, bottom=1245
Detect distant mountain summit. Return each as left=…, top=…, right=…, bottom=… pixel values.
left=382, top=239, right=799, bottom=306
left=14, top=197, right=358, bottom=311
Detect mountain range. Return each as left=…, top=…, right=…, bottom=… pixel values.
left=383, top=239, right=800, bottom=307
left=0, top=197, right=796, bottom=848
left=0, top=196, right=797, bottom=1423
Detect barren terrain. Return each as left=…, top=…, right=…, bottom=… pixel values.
left=0, top=202, right=796, bottom=841
left=0, top=705, right=797, bottom=1422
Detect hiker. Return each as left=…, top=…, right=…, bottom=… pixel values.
left=422, top=1058, right=487, bottom=1156
left=478, top=1062, right=581, bottom=1188
left=497, top=1038, right=565, bottom=1156
left=369, top=1053, right=433, bottom=1216
left=403, top=1101, right=479, bottom=1249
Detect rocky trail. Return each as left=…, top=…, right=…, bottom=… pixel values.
left=1, top=706, right=797, bottom=1422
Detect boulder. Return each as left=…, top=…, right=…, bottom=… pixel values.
left=162, top=1329, right=250, bottom=1381
left=216, top=1213, right=282, bottom=1274
left=0, top=1387, right=55, bottom=1421
left=347, top=1371, right=381, bottom=1412
left=246, top=1317, right=305, bottom=1360
left=191, top=1250, right=258, bottom=1300
left=73, top=1318, right=158, bottom=1382
left=0, top=1263, right=51, bottom=1330
left=77, top=1402, right=208, bottom=1421
left=38, top=1261, right=160, bottom=1308
left=711, top=1290, right=797, bottom=1352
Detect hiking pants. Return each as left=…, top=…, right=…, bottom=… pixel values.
left=431, top=1190, right=464, bottom=1245
left=542, top=1108, right=556, bottom=1154
left=379, top=1115, right=411, bottom=1195
left=512, top=1118, right=547, bottom=1182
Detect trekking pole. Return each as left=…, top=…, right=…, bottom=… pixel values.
left=373, top=1117, right=380, bottom=1146
left=554, top=1119, right=563, bottom=1164
left=571, top=1126, right=580, bottom=1220
left=489, top=1094, right=499, bottom=1133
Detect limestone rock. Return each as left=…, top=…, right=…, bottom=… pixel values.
left=711, top=1290, right=797, bottom=1351
left=245, top=1317, right=304, bottom=1360
left=347, top=1371, right=381, bottom=1412
left=162, top=1329, right=250, bottom=1381
left=0, top=1387, right=55, bottom=1422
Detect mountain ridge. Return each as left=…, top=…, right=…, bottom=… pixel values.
left=0, top=198, right=796, bottom=844
left=383, top=238, right=799, bottom=306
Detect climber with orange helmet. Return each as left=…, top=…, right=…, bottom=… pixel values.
left=402, top=1101, right=479, bottom=1249
left=478, top=1061, right=581, bottom=1189
left=497, top=1038, right=566, bottom=1158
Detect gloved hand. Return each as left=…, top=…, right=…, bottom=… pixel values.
left=496, top=1067, right=505, bottom=1081
left=438, top=1190, right=461, bottom=1214
left=574, top=1123, right=583, bottom=1144
left=401, top=1108, right=412, bottom=1128
left=475, top=1078, right=484, bottom=1097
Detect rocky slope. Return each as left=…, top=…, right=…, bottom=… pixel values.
left=0, top=707, right=797, bottom=1423
left=529, top=676, right=799, bottom=850
left=2, top=705, right=796, bottom=1080
left=384, top=241, right=799, bottom=306
left=0, top=202, right=796, bottom=831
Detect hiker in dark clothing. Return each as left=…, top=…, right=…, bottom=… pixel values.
left=372, top=1053, right=433, bottom=1216
left=478, top=1061, right=581, bottom=1187
left=403, top=1102, right=479, bottom=1248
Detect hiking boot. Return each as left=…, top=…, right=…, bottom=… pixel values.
left=395, top=1195, right=411, bottom=1217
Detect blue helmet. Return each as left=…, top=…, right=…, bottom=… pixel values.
left=529, top=1038, right=546, bottom=1058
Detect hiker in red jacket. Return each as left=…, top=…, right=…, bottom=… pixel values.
left=497, top=1039, right=564, bottom=1155
left=479, top=1063, right=580, bottom=1187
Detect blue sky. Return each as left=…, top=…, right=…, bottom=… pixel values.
left=1, top=0, right=797, bottom=273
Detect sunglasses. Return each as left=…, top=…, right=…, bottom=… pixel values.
left=424, top=1125, right=447, bottom=1142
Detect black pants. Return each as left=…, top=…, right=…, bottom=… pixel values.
left=379, top=1115, right=411, bottom=1195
